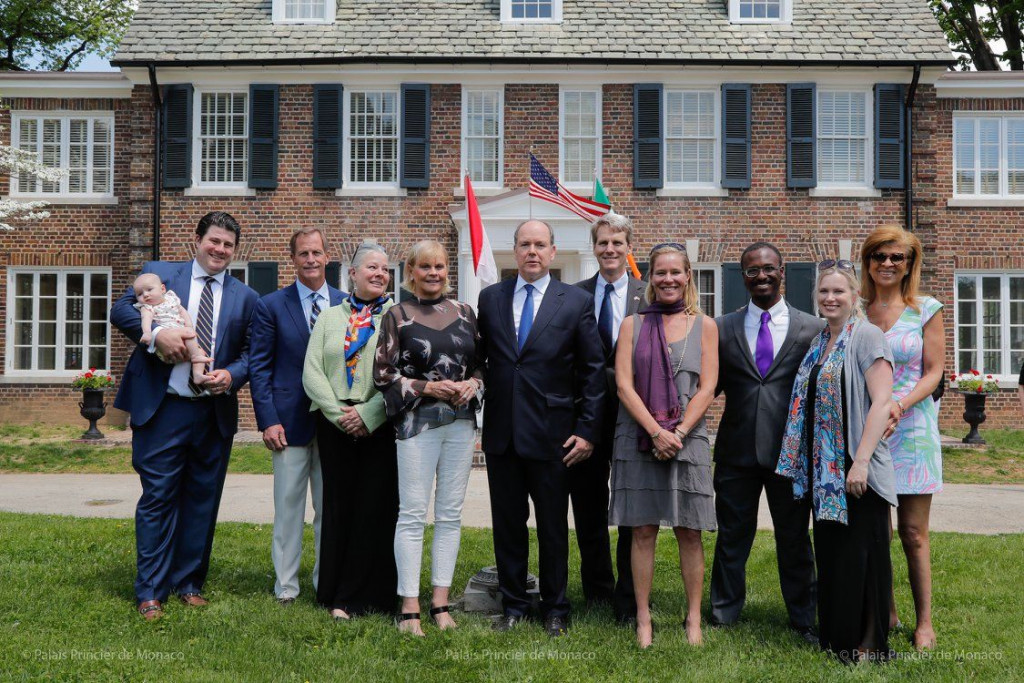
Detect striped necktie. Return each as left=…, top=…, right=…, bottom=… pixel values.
left=187, top=276, right=216, bottom=396
left=309, top=292, right=321, bottom=331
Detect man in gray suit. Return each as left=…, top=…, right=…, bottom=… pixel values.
left=573, top=213, right=646, bottom=623
left=710, top=242, right=823, bottom=643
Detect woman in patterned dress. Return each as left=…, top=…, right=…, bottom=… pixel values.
left=373, top=240, right=483, bottom=636
left=862, top=225, right=945, bottom=651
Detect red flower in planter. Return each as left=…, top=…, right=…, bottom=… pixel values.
left=971, top=369, right=980, bottom=376
left=976, top=386, right=984, bottom=393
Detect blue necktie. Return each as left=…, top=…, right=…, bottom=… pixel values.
left=598, top=282, right=615, bottom=352
left=309, top=293, right=321, bottom=331
left=518, top=283, right=535, bottom=351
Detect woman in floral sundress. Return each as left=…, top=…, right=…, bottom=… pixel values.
left=862, top=225, right=945, bottom=652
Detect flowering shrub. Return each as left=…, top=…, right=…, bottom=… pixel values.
left=950, top=370, right=1000, bottom=395
left=71, top=368, right=115, bottom=391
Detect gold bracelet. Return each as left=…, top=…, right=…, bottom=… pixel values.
left=896, top=399, right=906, bottom=414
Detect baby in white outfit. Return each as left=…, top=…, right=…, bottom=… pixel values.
left=133, top=273, right=213, bottom=388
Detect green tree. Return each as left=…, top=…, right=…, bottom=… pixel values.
left=0, top=0, right=134, bottom=71
left=932, top=1, right=1024, bottom=70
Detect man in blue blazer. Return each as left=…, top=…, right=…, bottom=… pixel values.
left=249, top=227, right=344, bottom=606
left=110, top=211, right=258, bottom=620
left=477, top=219, right=606, bottom=638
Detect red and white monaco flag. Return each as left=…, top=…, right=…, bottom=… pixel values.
left=466, top=175, right=498, bottom=287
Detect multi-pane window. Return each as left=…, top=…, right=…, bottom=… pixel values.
left=285, top=0, right=326, bottom=20
left=560, top=90, right=600, bottom=186
left=665, top=91, right=717, bottom=185
left=510, top=0, right=553, bottom=19
left=956, top=273, right=1024, bottom=377
left=818, top=91, right=868, bottom=185
left=953, top=116, right=1024, bottom=197
left=463, top=90, right=502, bottom=186
left=348, top=91, right=399, bottom=184
left=13, top=114, right=113, bottom=196
left=695, top=267, right=720, bottom=317
left=739, top=1, right=781, bottom=19
left=7, top=270, right=111, bottom=374
left=198, top=92, right=248, bottom=184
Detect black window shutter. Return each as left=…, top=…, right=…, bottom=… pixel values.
left=633, top=83, right=663, bottom=189
left=400, top=83, right=431, bottom=188
left=249, top=84, right=279, bottom=189
left=313, top=84, right=344, bottom=189
left=325, top=261, right=342, bottom=290
left=722, top=263, right=748, bottom=314
left=248, top=262, right=279, bottom=297
left=874, top=83, right=905, bottom=189
left=162, top=84, right=193, bottom=189
left=785, top=262, right=816, bottom=315
left=786, top=83, right=816, bottom=188
left=721, top=83, right=752, bottom=189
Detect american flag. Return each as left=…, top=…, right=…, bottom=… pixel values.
left=528, top=154, right=611, bottom=222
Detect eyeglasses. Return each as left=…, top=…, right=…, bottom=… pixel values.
left=742, top=265, right=780, bottom=278
left=818, top=259, right=856, bottom=272
left=869, top=252, right=909, bottom=265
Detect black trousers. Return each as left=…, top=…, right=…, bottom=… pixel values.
left=485, top=446, right=570, bottom=619
left=315, top=413, right=398, bottom=616
left=710, top=463, right=817, bottom=628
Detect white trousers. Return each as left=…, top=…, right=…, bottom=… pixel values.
left=272, top=440, right=323, bottom=599
left=394, top=419, right=475, bottom=598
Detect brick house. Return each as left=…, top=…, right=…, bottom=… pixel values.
left=1, top=0, right=1021, bottom=430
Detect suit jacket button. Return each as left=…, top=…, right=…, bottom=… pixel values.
left=515, top=363, right=522, bottom=370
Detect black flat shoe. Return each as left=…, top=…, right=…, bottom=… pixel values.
left=492, top=613, right=527, bottom=632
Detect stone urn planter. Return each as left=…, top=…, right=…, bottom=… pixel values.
left=79, top=388, right=108, bottom=440
left=961, top=392, right=987, bottom=446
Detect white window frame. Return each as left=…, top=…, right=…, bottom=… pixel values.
left=729, top=0, right=792, bottom=23
left=694, top=265, right=722, bottom=318
left=953, top=113, right=1024, bottom=199
left=192, top=87, right=250, bottom=190
left=954, top=271, right=1024, bottom=383
left=9, top=111, right=115, bottom=200
left=343, top=88, right=401, bottom=191
left=271, top=0, right=335, bottom=24
left=227, top=262, right=249, bottom=285
left=500, top=0, right=562, bottom=23
left=815, top=86, right=874, bottom=193
left=5, top=267, right=112, bottom=378
left=461, top=87, right=504, bottom=190
left=663, top=89, right=721, bottom=190
left=559, top=87, right=602, bottom=191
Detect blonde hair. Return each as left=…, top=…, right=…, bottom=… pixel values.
left=645, top=244, right=702, bottom=314
left=402, top=240, right=451, bottom=296
left=818, top=265, right=864, bottom=319
left=860, top=224, right=922, bottom=311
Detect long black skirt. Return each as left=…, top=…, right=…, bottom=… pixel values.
left=813, top=488, right=892, bottom=663
left=315, top=411, right=398, bottom=616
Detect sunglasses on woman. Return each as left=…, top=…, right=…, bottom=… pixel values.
left=818, top=259, right=856, bottom=272
left=869, top=252, right=909, bottom=265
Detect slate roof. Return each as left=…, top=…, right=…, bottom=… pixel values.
left=113, top=0, right=953, bottom=65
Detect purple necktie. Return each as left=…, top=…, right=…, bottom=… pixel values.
left=755, top=310, right=773, bottom=377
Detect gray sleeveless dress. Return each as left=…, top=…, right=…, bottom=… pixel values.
left=608, top=313, right=716, bottom=530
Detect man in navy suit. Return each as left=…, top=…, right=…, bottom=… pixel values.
left=111, top=211, right=258, bottom=620
left=477, top=219, right=606, bottom=637
left=249, top=227, right=344, bottom=606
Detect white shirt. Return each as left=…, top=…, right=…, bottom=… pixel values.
left=744, top=297, right=790, bottom=362
left=295, top=279, right=330, bottom=331
left=161, top=261, right=227, bottom=395
left=594, top=271, right=629, bottom=347
left=513, top=273, right=550, bottom=339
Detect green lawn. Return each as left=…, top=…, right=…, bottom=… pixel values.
left=0, top=513, right=1019, bottom=681
left=941, top=430, right=1024, bottom=484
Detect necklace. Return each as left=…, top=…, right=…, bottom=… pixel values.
left=672, top=313, right=695, bottom=375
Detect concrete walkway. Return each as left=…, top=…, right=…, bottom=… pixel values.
left=1, top=471, right=1021, bottom=535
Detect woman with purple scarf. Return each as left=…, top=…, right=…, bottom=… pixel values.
left=610, top=243, right=719, bottom=648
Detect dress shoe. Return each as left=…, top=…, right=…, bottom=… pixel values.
left=615, top=611, right=637, bottom=628
left=179, top=592, right=209, bottom=607
left=544, top=615, right=569, bottom=638
left=137, top=599, right=163, bottom=621
left=492, top=613, right=527, bottom=632
left=792, top=624, right=818, bottom=645
left=277, top=597, right=296, bottom=607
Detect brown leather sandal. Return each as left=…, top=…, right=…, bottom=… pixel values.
left=138, top=599, right=163, bottom=621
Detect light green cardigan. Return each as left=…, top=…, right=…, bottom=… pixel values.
left=302, top=299, right=394, bottom=434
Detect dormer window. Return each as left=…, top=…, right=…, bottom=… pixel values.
left=272, top=0, right=335, bottom=24
left=501, top=0, right=562, bottom=23
left=730, top=0, right=791, bottom=23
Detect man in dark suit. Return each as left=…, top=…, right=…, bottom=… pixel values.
left=573, top=213, right=645, bottom=623
left=111, top=211, right=258, bottom=621
left=477, top=219, right=606, bottom=637
left=709, top=241, right=823, bottom=643
left=249, top=227, right=345, bottom=606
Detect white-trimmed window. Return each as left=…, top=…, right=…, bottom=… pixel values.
left=462, top=89, right=503, bottom=188
left=559, top=88, right=601, bottom=188
left=730, top=0, right=791, bottom=22
left=11, top=112, right=113, bottom=198
left=194, top=90, right=248, bottom=187
left=227, top=262, right=249, bottom=285
left=695, top=266, right=721, bottom=317
left=6, top=269, right=111, bottom=375
left=664, top=90, right=719, bottom=187
left=955, top=272, right=1024, bottom=379
left=817, top=89, right=872, bottom=188
left=272, top=0, right=335, bottom=23
left=501, top=0, right=561, bottom=22
left=953, top=115, right=1024, bottom=197
left=345, top=90, right=399, bottom=187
